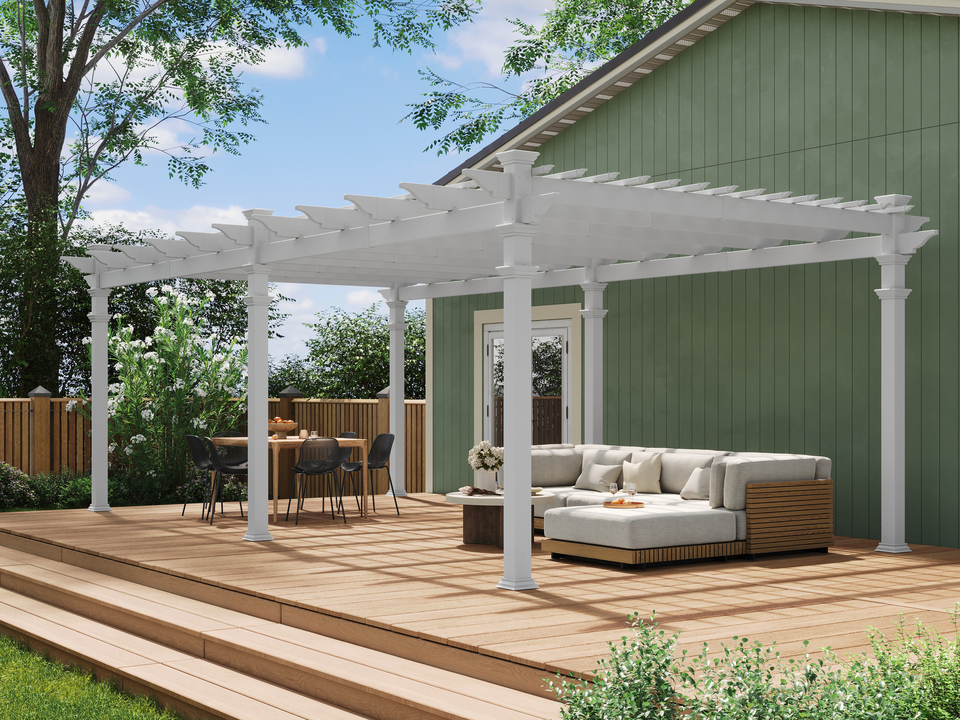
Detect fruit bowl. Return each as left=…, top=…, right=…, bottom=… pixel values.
left=267, top=421, right=298, bottom=437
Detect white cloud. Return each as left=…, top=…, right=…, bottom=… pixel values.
left=81, top=182, right=131, bottom=206
left=82, top=204, right=247, bottom=236
left=241, top=45, right=308, bottom=79
left=312, top=37, right=328, bottom=54
left=438, top=0, right=549, bottom=77
left=346, top=289, right=383, bottom=307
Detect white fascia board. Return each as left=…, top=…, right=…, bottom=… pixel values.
left=398, top=234, right=888, bottom=299
left=448, top=0, right=742, bottom=179
left=99, top=246, right=253, bottom=288
left=766, top=0, right=960, bottom=14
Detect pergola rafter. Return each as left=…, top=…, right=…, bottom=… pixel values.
left=65, top=149, right=937, bottom=589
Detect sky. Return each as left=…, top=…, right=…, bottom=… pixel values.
left=78, top=0, right=551, bottom=359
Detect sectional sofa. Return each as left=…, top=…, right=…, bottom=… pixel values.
left=529, top=444, right=834, bottom=568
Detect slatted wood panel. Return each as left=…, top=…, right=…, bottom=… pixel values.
left=746, top=479, right=835, bottom=554
left=433, top=7, right=960, bottom=547
left=0, top=400, right=30, bottom=471
left=541, top=537, right=746, bottom=566
left=3, top=503, right=958, bottom=686
left=493, top=397, right=564, bottom=447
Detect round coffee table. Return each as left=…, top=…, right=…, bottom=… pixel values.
left=445, top=491, right=556, bottom=548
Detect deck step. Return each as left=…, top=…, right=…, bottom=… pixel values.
left=0, top=587, right=369, bottom=720
left=0, top=544, right=561, bottom=720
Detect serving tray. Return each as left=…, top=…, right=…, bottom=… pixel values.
left=603, top=500, right=646, bottom=509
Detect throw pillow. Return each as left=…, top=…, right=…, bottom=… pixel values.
left=575, top=448, right=632, bottom=488
left=680, top=466, right=711, bottom=500
left=573, top=462, right=623, bottom=492
left=621, top=454, right=662, bottom=493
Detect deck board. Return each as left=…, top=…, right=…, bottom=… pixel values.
left=1, top=495, right=959, bottom=683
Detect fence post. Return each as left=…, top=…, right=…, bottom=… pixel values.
left=275, top=386, right=303, bottom=500
left=29, top=386, right=52, bottom=476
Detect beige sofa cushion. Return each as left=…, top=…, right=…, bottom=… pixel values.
left=532, top=448, right=583, bottom=487
left=722, top=456, right=817, bottom=510
left=658, top=453, right=715, bottom=494
left=574, top=462, right=623, bottom=492
left=680, top=466, right=711, bottom=500
left=622, top=454, right=662, bottom=493
left=578, top=448, right=633, bottom=481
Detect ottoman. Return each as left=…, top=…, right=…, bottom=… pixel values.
left=541, top=501, right=744, bottom=568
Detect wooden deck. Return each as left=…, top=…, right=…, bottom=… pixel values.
left=0, top=494, right=958, bottom=696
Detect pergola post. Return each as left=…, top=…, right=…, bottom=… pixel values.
left=875, top=253, right=911, bottom=554
left=88, top=288, right=112, bottom=512
left=243, top=266, right=273, bottom=542
left=580, top=279, right=607, bottom=445
left=497, top=149, right=539, bottom=592
left=386, top=293, right=408, bottom=497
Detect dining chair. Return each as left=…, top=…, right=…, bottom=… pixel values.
left=213, top=430, right=247, bottom=467
left=336, top=431, right=357, bottom=512
left=341, top=433, right=398, bottom=516
left=203, top=437, right=248, bottom=524
left=185, top=435, right=216, bottom=518
left=289, top=437, right=343, bottom=524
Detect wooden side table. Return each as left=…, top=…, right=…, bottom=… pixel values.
left=445, top=492, right=556, bottom=548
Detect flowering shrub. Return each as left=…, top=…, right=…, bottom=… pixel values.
left=0, top=463, right=37, bottom=510
left=467, top=440, right=504, bottom=472
left=80, top=285, right=248, bottom=503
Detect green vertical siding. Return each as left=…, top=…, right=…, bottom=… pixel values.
left=432, top=5, right=960, bottom=547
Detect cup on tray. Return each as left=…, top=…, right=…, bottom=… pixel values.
left=310, top=431, right=318, bottom=438
left=299, top=430, right=309, bottom=439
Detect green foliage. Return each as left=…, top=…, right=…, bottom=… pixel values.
left=405, top=0, right=692, bottom=155
left=552, top=611, right=960, bottom=720
left=268, top=354, right=322, bottom=398
left=301, top=304, right=426, bottom=399
left=24, top=468, right=91, bottom=509
left=0, top=462, right=37, bottom=510
left=85, top=285, right=248, bottom=503
left=0, top=634, right=180, bottom=719
left=492, top=336, right=563, bottom=397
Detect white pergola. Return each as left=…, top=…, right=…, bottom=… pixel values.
left=65, top=150, right=936, bottom=590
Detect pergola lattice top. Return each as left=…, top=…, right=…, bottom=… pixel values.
left=64, top=160, right=935, bottom=297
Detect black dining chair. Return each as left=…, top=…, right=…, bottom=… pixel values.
left=341, top=433, right=398, bottom=516
left=203, top=437, right=248, bottom=524
left=289, top=437, right=343, bottom=524
left=335, top=431, right=357, bottom=512
left=185, top=435, right=216, bottom=518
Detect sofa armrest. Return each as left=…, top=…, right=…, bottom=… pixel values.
left=745, top=478, right=834, bottom=555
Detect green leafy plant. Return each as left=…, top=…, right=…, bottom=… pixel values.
left=0, top=462, right=37, bottom=510
left=77, top=284, right=247, bottom=503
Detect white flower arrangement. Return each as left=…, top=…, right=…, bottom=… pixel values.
left=467, top=440, right=504, bottom=473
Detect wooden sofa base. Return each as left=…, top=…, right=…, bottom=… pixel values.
left=541, top=538, right=746, bottom=568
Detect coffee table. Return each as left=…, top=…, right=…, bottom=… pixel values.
left=445, top=491, right=555, bottom=548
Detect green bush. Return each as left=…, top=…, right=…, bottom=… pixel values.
left=551, top=611, right=960, bottom=720
left=27, top=468, right=91, bottom=509
left=0, top=462, right=37, bottom=510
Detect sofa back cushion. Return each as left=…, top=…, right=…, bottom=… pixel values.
left=680, top=466, right=711, bottom=500
left=658, top=453, right=716, bottom=494
left=721, top=456, right=817, bottom=510
left=532, top=448, right=584, bottom=487
left=574, top=462, right=623, bottom=492
left=580, top=448, right=634, bottom=473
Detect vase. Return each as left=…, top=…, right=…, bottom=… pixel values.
left=495, top=470, right=503, bottom=494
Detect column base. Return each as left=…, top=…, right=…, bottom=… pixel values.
left=497, top=576, right=540, bottom=591
left=386, top=489, right=408, bottom=497
left=875, top=542, right=911, bottom=554
left=242, top=531, right=275, bottom=542
left=88, top=504, right=112, bottom=512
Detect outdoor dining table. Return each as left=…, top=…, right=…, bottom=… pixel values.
left=211, top=436, right=369, bottom=523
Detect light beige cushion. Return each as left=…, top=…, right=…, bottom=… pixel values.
left=574, top=462, right=623, bottom=492
left=622, top=454, right=662, bottom=493
left=532, top=448, right=584, bottom=487
left=659, top=453, right=715, bottom=494
left=680, top=466, right=711, bottom=500
left=575, top=448, right=633, bottom=488
left=722, top=457, right=817, bottom=510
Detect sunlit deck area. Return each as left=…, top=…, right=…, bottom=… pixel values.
left=0, top=495, right=957, bottom=694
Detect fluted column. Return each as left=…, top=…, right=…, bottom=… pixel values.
left=387, top=297, right=408, bottom=496
left=243, top=266, right=273, bottom=542
left=88, top=289, right=112, bottom=512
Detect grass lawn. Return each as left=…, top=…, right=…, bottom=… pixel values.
left=0, top=635, right=182, bottom=720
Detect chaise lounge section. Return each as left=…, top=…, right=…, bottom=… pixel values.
left=529, top=445, right=834, bottom=568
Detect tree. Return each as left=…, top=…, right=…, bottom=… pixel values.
left=296, top=304, right=425, bottom=399
left=492, top=336, right=562, bottom=397
left=404, top=0, right=692, bottom=155
left=0, top=0, right=476, bottom=394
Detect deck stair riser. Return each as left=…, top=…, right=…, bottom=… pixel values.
left=0, top=546, right=561, bottom=720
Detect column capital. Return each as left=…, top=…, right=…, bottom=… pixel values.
left=87, top=288, right=111, bottom=299
left=876, top=254, right=910, bottom=267
left=244, top=263, right=270, bottom=275
left=580, top=308, right=608, bottom=319
left=875, top=288, right=912, bottom=301
left=497, top=265, right=539, bottom=280
left=580, top=282, right=608, bottom=293
left=243, top=295, right=271, bottom=307
left=385, top=299, right=408, bottom=310
left=387, top=323, right=407, bottom=332
left=87, top=313, right=111, bottom=324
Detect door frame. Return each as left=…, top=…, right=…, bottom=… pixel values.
left=473, top=303, right=582, bottom=447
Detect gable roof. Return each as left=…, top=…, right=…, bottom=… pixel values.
left=436, top=0, right=960, bottom=187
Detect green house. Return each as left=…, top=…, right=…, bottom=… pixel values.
left=425, top=0, right=960, bottom=550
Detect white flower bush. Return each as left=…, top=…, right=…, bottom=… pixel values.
left=467, top=440, right=504, bottom=473
left=83, top=285, right=248, bottom=501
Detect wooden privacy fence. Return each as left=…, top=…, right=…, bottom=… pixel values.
left=493, top=396, right=563, bottom=447
left=0, top=396, right=425, bottom=494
